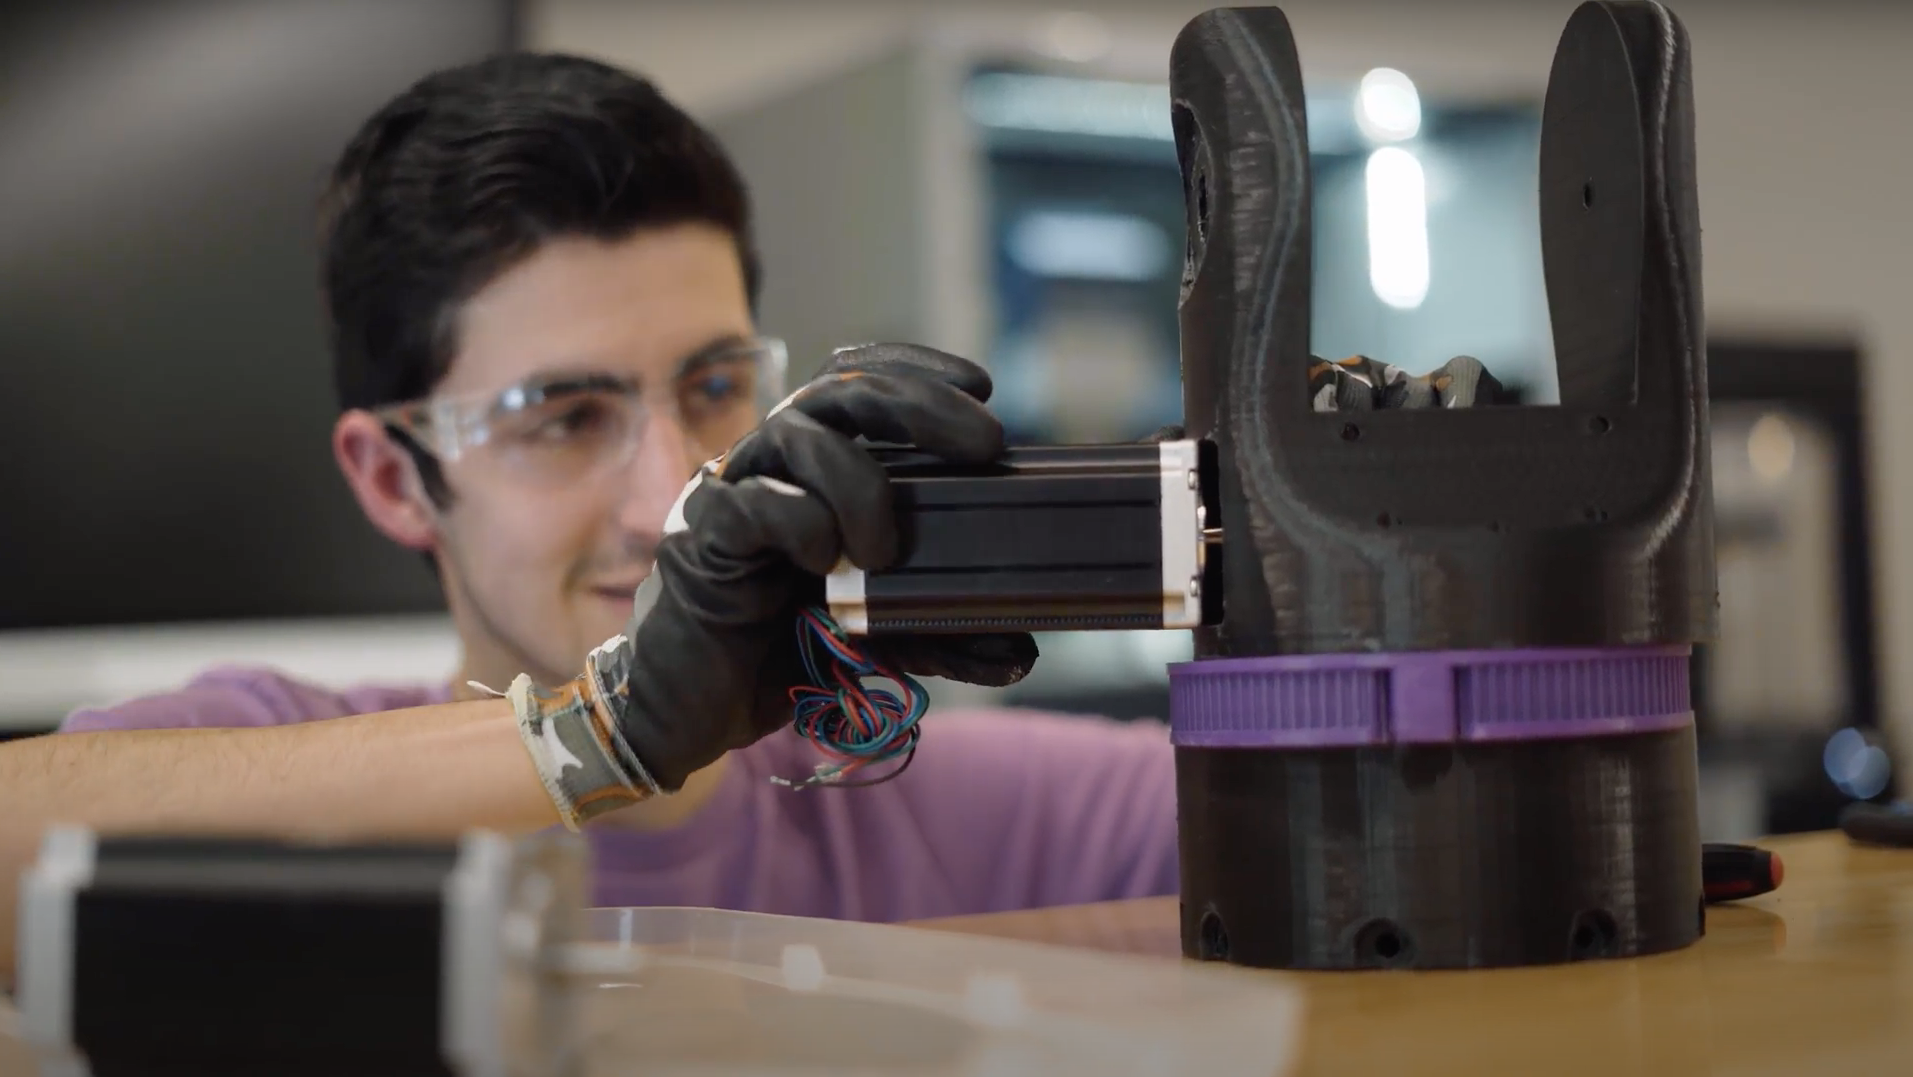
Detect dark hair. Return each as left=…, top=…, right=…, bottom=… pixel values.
left=320, top=53, right=760, bottom=499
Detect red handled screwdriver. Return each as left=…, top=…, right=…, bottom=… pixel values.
left=1702, top=842, right=1784, bottom=903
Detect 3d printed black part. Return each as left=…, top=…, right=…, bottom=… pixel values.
left=1168, top=1, right=1715, bottom=971
left=827, top=442, right=1217, bottom=634
left=1170, top=647, right=1702, bottom=969
left=1175, top=728, right=1704, bottom=970
left=1174, top=2, right=1712, bottom=659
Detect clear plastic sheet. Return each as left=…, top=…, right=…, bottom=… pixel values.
left=573, top=906, right=1305, bottom=1077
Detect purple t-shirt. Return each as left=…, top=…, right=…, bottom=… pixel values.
left=60, top=667, right=1178, bottom=921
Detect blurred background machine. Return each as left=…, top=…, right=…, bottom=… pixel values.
left=1701, top=341, right=1888, bottom=834
left=0, top=0, right=504, bottom=733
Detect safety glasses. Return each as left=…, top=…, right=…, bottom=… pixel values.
left=374, top=336, right=788, bottom=486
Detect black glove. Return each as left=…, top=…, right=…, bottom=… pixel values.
left=592, top=343, right=1040, bottom=792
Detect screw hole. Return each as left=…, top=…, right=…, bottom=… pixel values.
left=1587, top=415, right=1611, bottom=434
left=1568, top=910, right=1619, bottom=961
left=1354, top=918, right=1415, bottom=967
left=1341, top=422, right=1361, bottom=441
left=1197, top=909, right=1230, bottom=962
left=1581, top=180, right=1595, bottom=208
left=1487, top=521, right=1504, bottom=533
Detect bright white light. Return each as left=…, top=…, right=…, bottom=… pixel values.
left=1356, top=67, right=1421, bottom=143
left=1364, top=147, right=1429, bottom=310
left=1007, top=210, right=1171, bottom=282
left=1039, top=11, right=1114, bottom=63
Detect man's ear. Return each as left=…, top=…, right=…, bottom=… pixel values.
left=333, top=410, right=439, bottom=551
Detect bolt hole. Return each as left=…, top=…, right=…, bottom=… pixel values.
left=1568, top=910, right=1619, bottom=961
left=1354, top=918, right=1414, bottom=967
left=1582, top=180, right=1595, bottom=208
left=1197, top=909, right=1230, bottom=962
left=1587, top=415, right=1611, bottom=434
left=1341, top=422, right=1361, bottom=441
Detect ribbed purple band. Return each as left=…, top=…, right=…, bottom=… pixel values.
left=1169, top=645, right=1693, bottom=747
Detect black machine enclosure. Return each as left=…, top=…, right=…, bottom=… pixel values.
left=1167, top=1, right=1717, bottom=970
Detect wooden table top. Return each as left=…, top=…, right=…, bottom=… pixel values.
left=913, top=831, right=1913, bottom=1077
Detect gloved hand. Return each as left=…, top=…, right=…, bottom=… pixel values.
left=507, top=344, right=1039, bottom=822
left=1308, top=354, right=1506, bottom=411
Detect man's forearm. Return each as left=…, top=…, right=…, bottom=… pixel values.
left=0, top=700, right=558, bottom=987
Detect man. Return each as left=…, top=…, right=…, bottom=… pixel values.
left=54, top=53, right=1181, bottom=921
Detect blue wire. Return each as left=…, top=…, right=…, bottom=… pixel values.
left=773, top=608, right=927, bottom=789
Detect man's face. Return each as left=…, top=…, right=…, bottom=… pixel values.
left=423, top=224, right=758, bottom=685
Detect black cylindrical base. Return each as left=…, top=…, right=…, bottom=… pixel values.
left=1175, top=726, right=1704, bottom=970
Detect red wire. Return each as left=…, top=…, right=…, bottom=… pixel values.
left=782, top=607, right=927, bottom=784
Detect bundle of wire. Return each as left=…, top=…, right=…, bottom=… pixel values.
left=772, top=606, right=929, bottom=789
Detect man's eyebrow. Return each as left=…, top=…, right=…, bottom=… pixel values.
left=506, top=334, right=753, bottom=395
left=671, top=333, right=753, bottom=378
left=520, top=371, right=629, bottom=399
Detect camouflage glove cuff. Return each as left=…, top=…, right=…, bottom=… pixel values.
left=508, top=669, right=661, bottom=831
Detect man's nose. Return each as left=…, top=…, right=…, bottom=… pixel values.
left=613, top=409, right=696, bottom=535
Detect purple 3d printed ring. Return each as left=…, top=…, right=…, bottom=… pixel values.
left=1169, top=645, right=1693, bottom=747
